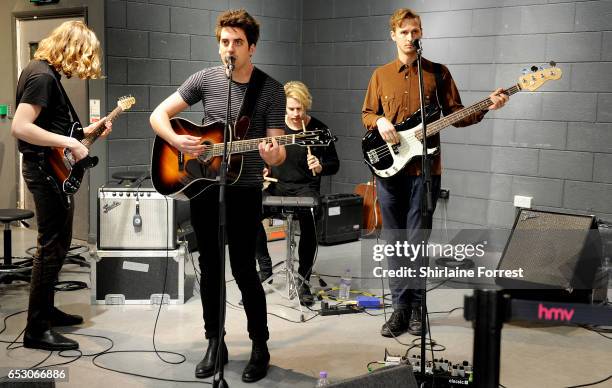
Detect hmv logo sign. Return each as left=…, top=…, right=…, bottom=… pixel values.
left=538, top=303, right=575, bottom=322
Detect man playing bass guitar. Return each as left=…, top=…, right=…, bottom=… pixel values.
left=361, top=8, right=508, bottom=338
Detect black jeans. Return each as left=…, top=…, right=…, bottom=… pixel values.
left=255, top=185, right=319, bottom=282
left=190, top=185, right=268, bottom=342
left=22, top=159, right=74, bottom=334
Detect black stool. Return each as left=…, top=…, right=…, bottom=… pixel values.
left=0, top=208, right=35, bottom=284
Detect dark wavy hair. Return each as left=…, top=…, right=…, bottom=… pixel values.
left=215, top=9, right=260, bottom=47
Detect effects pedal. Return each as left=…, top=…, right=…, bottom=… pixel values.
left=320, top=301, right=365, bottom=316
left=410, top=355, right=474, bottom=387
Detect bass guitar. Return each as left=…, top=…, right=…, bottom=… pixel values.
left=362, top=64, right=562, bottom=178
left=48, top=96, right=135, bottom=194
left=151, top=117, right=336, bottom=200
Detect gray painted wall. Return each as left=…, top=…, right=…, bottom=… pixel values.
left=104, top=0, right=303, bottom=183
left=302, top=0, right=612, bottom=228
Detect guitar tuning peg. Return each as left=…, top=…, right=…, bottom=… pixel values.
left=530, top=65, right=539, bottom=72
left=522, top=68, right=529, bottom=75
left=549, top=60, right=556, bottom=67
left=538, top=66, right=544, bottom=71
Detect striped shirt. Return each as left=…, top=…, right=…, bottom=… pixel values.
left=177, top=65, right=286, bottom=187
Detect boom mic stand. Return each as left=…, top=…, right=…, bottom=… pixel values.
left=213, top=55, right=235, bottom=388
left=414, top=38, right=433, bottom=380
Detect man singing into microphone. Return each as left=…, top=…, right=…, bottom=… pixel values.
left=361, top=8, right=508, bottom=338
left=150, top=9, right=285, bottom=383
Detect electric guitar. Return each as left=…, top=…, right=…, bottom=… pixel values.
left=151, top=117, right=337, bottom=200
left=48, top=96, right=135, bottom=194
left=362, top=63, right=562, bottom=178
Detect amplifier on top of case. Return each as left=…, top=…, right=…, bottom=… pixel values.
left=97, top=185, right=176, bottom=250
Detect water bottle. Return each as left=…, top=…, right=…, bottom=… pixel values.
left=315, top=371, right=329, bottom=387
left=339, top=269, right=352, bottom=300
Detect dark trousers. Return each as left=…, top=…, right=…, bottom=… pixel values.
left=22, top=159, right=74, bottom=333
left=190, top=185, right=268, bottom=342
left=377, top=174, right=441, bottom=310
left=255, top=186, right=319, bottom=282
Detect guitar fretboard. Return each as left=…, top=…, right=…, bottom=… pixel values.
left=199, top=133, right=310, bottom=159
left=81, top=105, right=124, bottom=148
left=415, top=84, right=521, bottom=140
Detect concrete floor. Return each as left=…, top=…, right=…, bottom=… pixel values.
left=0, top=226, right=611, bottom=388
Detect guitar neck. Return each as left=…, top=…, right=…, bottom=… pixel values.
left=81, top=105, right=124, bottom=147
left=416, top=84, right=522, bottom=140
left=203, top=134, right=305, bottom=158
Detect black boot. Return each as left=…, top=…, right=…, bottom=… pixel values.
left=380, top=309, right=411, bottom=337
left=241, top=341, right=270, bottom=383
left=195, top=337, right=228, bottom=379
left=24, top=329, right=79, bottom=351
left=50, top=307, right=83, bottom=327
left=257, top=255, right=273, bottom=283
left=298, top=283, right=314, bottom=306
left=408, top=306, right=426, bottom=336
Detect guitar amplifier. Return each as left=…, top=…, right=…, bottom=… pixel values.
left=317, top=194, right=363, bottom=245
left=97, top=184, right=177, bottom=250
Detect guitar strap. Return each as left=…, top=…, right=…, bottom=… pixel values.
left=234, top=67, right=266, bottom=134
left=49, top=65, right=82, bottom=129
left=432, top=61, right=444, bottom=114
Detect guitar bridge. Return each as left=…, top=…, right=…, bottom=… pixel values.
left=178, top=152, right=184, bottom=171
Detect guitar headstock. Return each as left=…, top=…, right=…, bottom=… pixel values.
left=118, top=95, right=136, bottom=111
left=518, top=62, right=562, bottom=91
left=296, top=128, right=337, bottom=147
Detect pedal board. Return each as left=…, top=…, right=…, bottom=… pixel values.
left=320, top=303, right=365, bottom=316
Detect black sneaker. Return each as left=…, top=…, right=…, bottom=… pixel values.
left=298, top=283, right=314, bottom=306
left=380, top=309, right=411, bottom=337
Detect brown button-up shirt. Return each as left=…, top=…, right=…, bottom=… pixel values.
left=362, top=57, right=486, bottom=175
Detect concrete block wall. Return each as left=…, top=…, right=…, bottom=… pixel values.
left=105, top=0, right=611, bottom=228
left=105, top=0, right=302, bottom=178
left=303, top=0, right=612, bottom=227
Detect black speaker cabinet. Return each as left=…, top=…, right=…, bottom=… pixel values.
left=496, top=209, right=601, bottom=302
left=328, top=365, right=417, bottom=387
left=317, top=194, right=363, bottom=245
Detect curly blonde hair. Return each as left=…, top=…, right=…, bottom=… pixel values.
left=34, top=21, right=102, bottom=79
left=284, top=81, right=312, bottom=111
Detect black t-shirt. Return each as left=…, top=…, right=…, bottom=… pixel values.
left=15, top=60, right=73, bottom=154
left=268, top=116, right=339, bottom=196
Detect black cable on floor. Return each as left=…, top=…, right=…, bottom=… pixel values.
left=565, top=374, right=612, bottom=388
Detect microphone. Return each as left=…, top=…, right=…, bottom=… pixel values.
left=225, top=55, right=235, bottom=71
left=412, top=39, right=421, bottom=50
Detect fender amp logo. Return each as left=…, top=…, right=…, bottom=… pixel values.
left=538, top=303, right=575, bottom=321
left=103, top=201, right=121, bottom=213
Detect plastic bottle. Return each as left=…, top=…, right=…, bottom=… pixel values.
left=315, top=371, right=329, bottom=387
left=338, top=269, right=352, bottom=300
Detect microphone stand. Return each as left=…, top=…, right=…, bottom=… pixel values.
left=213, top=58, right=234, bottom=388
left=415, top=40, right=432, bottom=379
